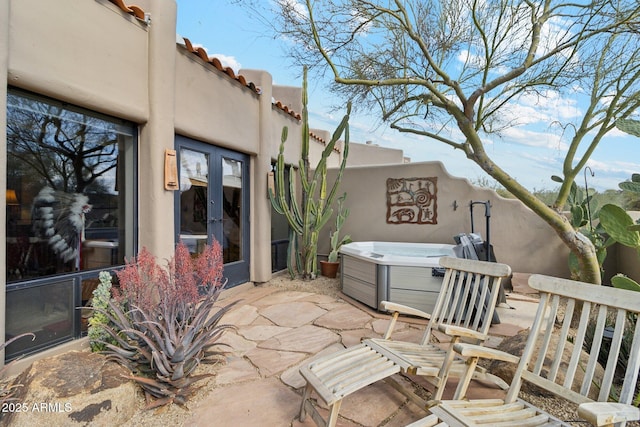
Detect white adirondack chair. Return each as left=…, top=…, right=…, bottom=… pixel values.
left=299, top=256, right=512, bottom=427
left=425, top=274, right=640, bottom=427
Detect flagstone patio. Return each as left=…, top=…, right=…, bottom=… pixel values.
left=183, top=273, right=538, bottom=426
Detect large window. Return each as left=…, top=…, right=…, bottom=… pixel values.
left=6, top=89, right=136, bottom=280
left=5, top=88, right=137, bottom=359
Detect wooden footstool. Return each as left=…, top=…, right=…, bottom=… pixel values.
left=298, top=343, right=401, bottom=427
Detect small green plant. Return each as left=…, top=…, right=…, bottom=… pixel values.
left=87, top=271, right=119, bottom=352
left=327, top=193, right=352, bottom=263
left=95, top=241, right=237, bottom=409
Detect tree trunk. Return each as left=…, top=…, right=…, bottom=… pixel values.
left=467, top=138, right=602, bottom=284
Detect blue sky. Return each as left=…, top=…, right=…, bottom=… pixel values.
left=175, top=0, right=639, bottom=192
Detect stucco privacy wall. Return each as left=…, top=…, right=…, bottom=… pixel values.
left=325, top=161, right=571, bottom=277
left=348, top=142, right=405, bottom=166
left=174, top=48, right=261, bottom=155
left=7, top=0, right=149, bottom=123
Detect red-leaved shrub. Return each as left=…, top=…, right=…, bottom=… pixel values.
left=96, top=240, right=237, bottom=409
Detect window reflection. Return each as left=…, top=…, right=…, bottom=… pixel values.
left=179, top=149, right=209, bottom=255
left=5, top=279, right=74, bottom=359
left=5, top=89, right=135, bottom=282
left=223, top=158, right=242, bottom=263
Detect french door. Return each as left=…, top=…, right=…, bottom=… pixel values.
left=175, top=136, right=250, bottom=287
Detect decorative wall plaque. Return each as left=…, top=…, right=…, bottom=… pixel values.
left=386, top=177, right=438, bottom=224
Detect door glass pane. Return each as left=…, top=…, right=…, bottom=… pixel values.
left=222, top=157, right=242, bottom=263
left=179, top=149, right=209, bottom=255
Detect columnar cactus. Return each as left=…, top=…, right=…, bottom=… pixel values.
left=269, top=67, right=351, bottom=279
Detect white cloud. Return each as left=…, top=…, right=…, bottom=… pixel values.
left=210, top=53, right=242, bottom=74
left=274, top=0, right=308, bottom=18
left=189, top=44, right=242, bottom=74
left=496, top=126, right=568, bottom=150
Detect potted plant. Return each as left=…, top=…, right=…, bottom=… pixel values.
left=320, top=193, right=352, bottom=278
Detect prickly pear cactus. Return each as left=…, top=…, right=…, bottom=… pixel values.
left=616, top=118, right=640, bottom=138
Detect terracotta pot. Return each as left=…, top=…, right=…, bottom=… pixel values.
left=319, top=260, right=340, bottom=278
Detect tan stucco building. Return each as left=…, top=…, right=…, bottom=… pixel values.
left=0, top=0, right=411, bottom=363
left=9, top=0, right=632, bottom=367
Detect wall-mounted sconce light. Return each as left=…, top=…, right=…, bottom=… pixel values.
left=164, top=149, right=179, bottom=191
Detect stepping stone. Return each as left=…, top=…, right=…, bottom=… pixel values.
left=238, top=324, right=291, bottom=341
left=244, top=348, right=307, bottom=377
left=300, top=293, right=338, bottom=304
left=214, top=356, right=260, bottom=386
left=187, top=378, right=300, bottom=426
left=339, top=328, right=379, bottom=347
left=326, top=378, right=409, bottom=427
left=218, top=331, right=257, bottom=356
left=221, top=304, right=259, bottom=326
left=372, top=318, right=410, bottom=335
left=259, top=324, right=340, bottom=354
left=313, top=304, right=373, bottom=330
left=260, top=301, right=326, bottom=327
left=252, top=290, right=315, bottom=307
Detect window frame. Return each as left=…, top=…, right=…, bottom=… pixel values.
left=4, top=87, right=139, bottom=360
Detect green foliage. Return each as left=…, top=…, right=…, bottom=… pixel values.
left=611, top=274, right=640, bottom=292
left=618, top=173, right=640, bottom=210
left=599, top=204, right=640, bottom=248
left=557, top=181, right=609, bottom=280
left=328, top=193, right=352, bottom=263
left=96, top=242, right=237, bottom=409
left=269, top=67, right=351, bottom=279
left=599, top=173, right=640, bottom=290
left=87, top=271, right=119, bottom=352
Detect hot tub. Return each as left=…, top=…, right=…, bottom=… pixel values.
left=339, top=241, right=456, bottom=313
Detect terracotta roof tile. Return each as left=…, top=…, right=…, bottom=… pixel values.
left=309, top=131, right=340, bottom=153
left=179, top=37, right=300, bottom=119
left=273, top=101, right=301, bottom=120
left=181, top=37, right=261, bottom=95
left=108, top=0, right=148, bottom=23
left=106, top=4, right=302, bottom=122
left=309, top=131, right=326, bottom=144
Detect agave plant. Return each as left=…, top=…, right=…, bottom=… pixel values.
left=94, top=241, right=237, bottom=409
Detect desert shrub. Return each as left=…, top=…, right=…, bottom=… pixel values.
left=96, top=240, right=237, bottom=409
left=87, top=271, right=120, bottom=352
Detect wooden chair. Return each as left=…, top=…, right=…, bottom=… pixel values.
left=299, top=256, right=512, bottom=427
left=427, top=274, right=640, bottom=427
